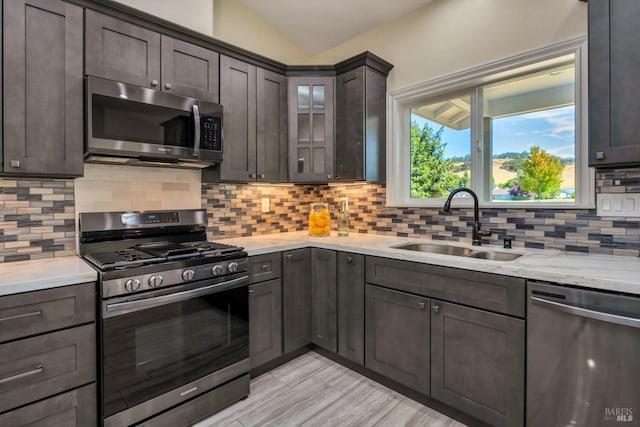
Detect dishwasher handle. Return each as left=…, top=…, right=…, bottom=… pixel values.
left=530, top=295, right=640, bottom=329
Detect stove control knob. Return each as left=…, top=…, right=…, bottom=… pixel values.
left=124, top=279, right=141, bottom=292
left=148, top=275, right=164, bottom=288
left=228, top=262, right=239, bottom=273
left=182, top=269, right=195, bottom=281
left=211, top=265, right=224, bottom=276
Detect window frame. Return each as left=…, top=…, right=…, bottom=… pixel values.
left=386, top=36, right=594, bottom=209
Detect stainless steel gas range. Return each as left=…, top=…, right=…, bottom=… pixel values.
left=79, top=209, right=249, bottom=427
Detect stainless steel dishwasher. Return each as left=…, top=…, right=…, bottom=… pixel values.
left=527, top=281, right=640, bottom=427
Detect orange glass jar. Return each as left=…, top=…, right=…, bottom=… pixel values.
left=308, top=203, right=331, bottom=236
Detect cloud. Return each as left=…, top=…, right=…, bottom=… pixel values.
left=521, top=106, right=575, bottom=141
left=544, top=144, right=575, bottom=158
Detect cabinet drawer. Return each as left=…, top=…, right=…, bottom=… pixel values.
left=0, top=383, right=96, bottom=426
left=0, top=283, right=95, bottom=343
left=0, top=324, right=96, bottom=413
left=366, top=256, right=525, bottom=317
left=250, top=252, right=282, bottom=283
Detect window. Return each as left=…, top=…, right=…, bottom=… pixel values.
left=388, top=37, right=593, bottom=208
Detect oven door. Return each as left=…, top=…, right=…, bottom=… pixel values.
left=100, top=274, right=249, bottom=427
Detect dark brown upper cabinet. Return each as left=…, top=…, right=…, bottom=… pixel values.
left=2, top=0, right=84, bottom=177
left=85, top=10, right=161, bottom=88
left=288, top=76, right=335, bottom=183
left=203, top=55, right=287, bottom=183
left=589, top=0, right=640, bottom=167
left=335, top=53, right=392, bottom=182
left=85, top=11, right=219, bottom=102
left=161, top=35, right=219, bottom=102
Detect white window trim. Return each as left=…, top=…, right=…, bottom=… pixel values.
left=386, top=36, right=595, bottom=209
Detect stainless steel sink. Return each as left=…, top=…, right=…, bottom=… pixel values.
left=465, top=251, right=522, bottom=261
left=392, top=243, right=474, bottom=257
left=392, top=243, right=522, bottom=261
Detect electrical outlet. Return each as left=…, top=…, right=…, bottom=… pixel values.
left=261, top=197, right=270, bottom=213
left=597, top=193, right=640, bottom=217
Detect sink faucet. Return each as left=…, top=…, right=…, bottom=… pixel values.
left=443, top=188, right=491, bottom=246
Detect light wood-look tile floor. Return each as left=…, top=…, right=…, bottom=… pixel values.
left=194, top=352, right=467, bottom=427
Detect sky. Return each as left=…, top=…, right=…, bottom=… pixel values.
left=411, top=105, right=576, bottom=159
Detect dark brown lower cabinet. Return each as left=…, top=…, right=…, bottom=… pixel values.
left=249, top=278, right=282, bottom=368
left=337, top=252, right=365, bottom=365
left=283, top=248, right=311, bottom=353
left=0, top=383, right=96, bottom=426
left=365, top=284, right=430, bottom=395
left=431, top=300, right=525, bottom=427
left=311, top=248, right=337, bottom=352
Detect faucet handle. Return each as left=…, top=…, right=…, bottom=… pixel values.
left=478, top=228, right=492, bottom=237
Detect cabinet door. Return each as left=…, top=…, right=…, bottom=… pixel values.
left=589, top=0, right=640, bottom=167
left=288, top=77, right=334, bottom=182
left=85, top=10, right=161, bottom=88
left=431, top=300, right=525, bottom=427
left=249, top=279, right=282, bottom=368
left=365, top=284, right=430, bottom=395
left=161, top=36, right=219, bottom=102
left=0, top=383, right=96, bottom=427
left=2, top=0, right=83, bottom=176
left=337, top=252, right=364, bottom=365
left=311, top=248, right=337, bottom=352
left=336, top=67, right=386, bottom=182
left=257, top=68, right=288, bottom=182
left=282, top=248, right=311, bottom=353
left=219, top=55, right=257, bottom=181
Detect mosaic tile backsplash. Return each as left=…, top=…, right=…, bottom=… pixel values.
left=0, top=179, right=75, bottom=263
left=2, top=167, right=640, bottom=264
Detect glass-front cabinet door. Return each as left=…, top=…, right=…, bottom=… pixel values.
left=288, top=76, right=334, bottom=182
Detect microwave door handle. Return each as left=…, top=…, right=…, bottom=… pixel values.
left=192, top=104, right=201, bottom=157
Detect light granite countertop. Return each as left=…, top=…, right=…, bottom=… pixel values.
left=219, top=231, right=640, bottom=296
left=0, top=256, right=98, bottom=297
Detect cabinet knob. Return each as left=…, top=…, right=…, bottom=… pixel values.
left=327, top=174, right=332, bottom=180
left=418, top=302, right=426, bottom=310
left=248, top=289, right=254, bottom=294
left=261, top=264, right=269, bottom=271
left=287, top=254, right=292, bottom=261
left=165, top=82, right=172, bottom=90
left=596, top=151, right=605, bottom=160
left=346, top=256, right=353, bottom=264
left=335, top=175, right=341, bottom=180
left=259, top=174, right=265, bottom=179
left=432, top=305, right=440, bottom=313
left=249, top=173, right=255, bottom=179
left=9, top=160, right=20, bottom=168
left=151, top=79, right=159, bottom=87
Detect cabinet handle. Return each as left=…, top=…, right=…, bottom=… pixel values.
left=249, top=173, right=255, bottom=179
left=9, top=160, right=20, bottom=168
left=0, top=310, right=41, bottom=323
left=432, top=305, right=440, bottom=313
left=287, top=254, right=292, bottom=261
left=165, top=82, right=172, bottom=90
left=151, top=79, right=159, bottom=87
left=248, top=289, right=254, bottom=294
left=261, top=264, right=269, bottom=271
left=259, top=174, right=265, bottom=179
left=346, top=256, right=353, bottom=264
left=418, top=302, right=426, bottom=310
left=327, top=174, right=332, bottom=180
left=596, top=151, right=605, bottom=160
left=0, top=365, right=44, bottom=385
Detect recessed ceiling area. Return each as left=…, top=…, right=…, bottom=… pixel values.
left=240, top=0, right=433, bottom=55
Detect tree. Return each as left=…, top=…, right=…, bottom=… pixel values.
left=520, top=146, right=564, bottom=200
left=410, top=121, right=459, bottom=198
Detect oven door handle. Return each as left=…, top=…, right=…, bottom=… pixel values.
left=104, top=275, right=248, bottom=318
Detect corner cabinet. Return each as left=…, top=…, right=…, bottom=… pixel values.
left=288, top=76, right=335, bottom=182
left=335, top=54, right=392, bottom=182
left=204, top=56, right=287, bottom=182
left=2, top=0, right=84, bottom=177
left=589, top=0, right=640, bottom=167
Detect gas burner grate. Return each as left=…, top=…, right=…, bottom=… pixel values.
left=84, top=249, right=165, bottom=270
left=181, top=241, right=245, bottom=256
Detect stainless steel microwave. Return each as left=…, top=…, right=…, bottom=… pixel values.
left=85, top=76, right=222, bottom=168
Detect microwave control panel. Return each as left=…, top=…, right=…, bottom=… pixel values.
left=201, top=116, right=221, bottom=151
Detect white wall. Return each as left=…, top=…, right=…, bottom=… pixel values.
left=311, top=0, right=588, bottom=91
left=112, top=0, right=214, bottom=36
